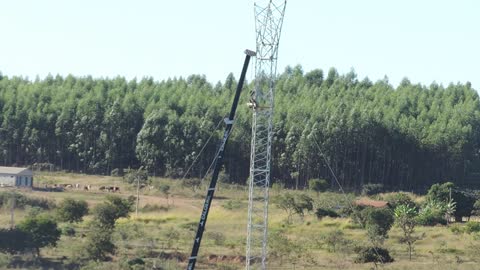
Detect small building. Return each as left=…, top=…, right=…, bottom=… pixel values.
left=0, top=166, right=34, bottom=187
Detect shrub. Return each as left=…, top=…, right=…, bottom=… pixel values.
left=361, top=183, right=384, bottom=196
left=465, top=221, right=480, bottom=234
left=426, top=182, right=454, bottom=202
left=308, top=179, right=329, bottom=194
left=384, top=192, right=417, bottom=210
left=416, top=201, right=447, bottom=226
left=84, top=223, right=115, bottom=261
left=0, top=228, right=33, bottom=254
left=128, top=258, right=145, bottom=266
left=450, top=224, right=464, bottom=235
left=17, top=215, right=61, bottom=256
left=472, top=200, right=480, bottom=216
left=321, top=229, right=351, bottom=253
left=61, top=224, right=76, bottom=237
left=0, top=191, right=55, bottom=210
left=452, top=191, right=476, bottom=222
left=56, top=198, right=89, bottom=223
left=206, top=231, right=226, bottom=246
left=364, top=208, right=394, bottom=245
left=354, top=246, right=394, bottom=264
left=315, top=208, right=340, bottom=219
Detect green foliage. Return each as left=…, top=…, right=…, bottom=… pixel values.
left=426, top=182, right=454, bottom=203
left=354, top=246, right=394, bottom=264
left=473, top=199, right=480, bottom=216
left=465, top=221, right=480, bottom=234
left=315, top=208, right=340, bottom=219
left=163, top=227, right=180, bottom=249
left=275, top=193, right=313, bottom=223
left=84, top=222, right=115, bottom=261
left=364, top=208, right=394, bottom=245
left=416, top=200, right=447, bottom=226
left=123, top=168, right=149, bottom=185
left=182, top=178, right=201, bottom=193
left=0, top=228, right=33, bottom=254
left=394, top=204, right=419, bottom=260
left=383, top=192, right=417, bottom=210
left=222, top=199, right=245, bottom=210
left=451, top=191, right=476, bottom=221
left=206, top=231, right=226, bottom=246
left=0, top=71, right=478, bottom=190
left=320, top=229, right=351, bottom=253
left=17, top=215, right=61, bottom=255
left=56, top=198, right=89, bottom=223
left=92, top=195, right=134, bottom=228
left=61, top=224, right=76, bottom=237
left=308, top=178, right=329, bottom=194
left=0, top=191, right=55, bottom=210
left=361, top=184, right=384, bottom=196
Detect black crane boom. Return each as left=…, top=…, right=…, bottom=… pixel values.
left=187, top=49, right=255, bottom=270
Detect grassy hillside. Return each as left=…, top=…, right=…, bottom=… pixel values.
left=1, top=172, right=480, bottom=270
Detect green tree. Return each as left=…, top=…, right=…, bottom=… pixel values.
left=17, top=215, right=61, bottom=256
left=92, top=195, right=134, bottom=228
left=394, top=205, right=419, bottom=260
left=84, top=222, right=115, bottom=261
left=56, top=198, right=88, bottom=223
left=364, top=208, right=394, bottom=245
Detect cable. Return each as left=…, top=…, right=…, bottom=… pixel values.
left=179, top=115, right=226, bottom=183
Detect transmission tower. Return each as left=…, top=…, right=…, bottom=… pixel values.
left=246, top=1, right=286, bottom=269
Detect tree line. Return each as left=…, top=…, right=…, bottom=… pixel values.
left=0, top=67, right=479, bottom=190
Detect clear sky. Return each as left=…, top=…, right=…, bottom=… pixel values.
left=1, top=0, right=479, bottom=90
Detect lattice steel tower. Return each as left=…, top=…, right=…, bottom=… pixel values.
left=246, top=1, right=286, bottom=269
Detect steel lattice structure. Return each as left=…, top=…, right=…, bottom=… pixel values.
left=246, top=1, right=286, bottom=269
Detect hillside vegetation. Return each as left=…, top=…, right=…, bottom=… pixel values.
left=1, top=173, right=480, bottom=270
left=0, top=67, right=479, bottom=189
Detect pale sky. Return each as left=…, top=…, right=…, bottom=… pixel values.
left=1, top=0, right=479, bottom=90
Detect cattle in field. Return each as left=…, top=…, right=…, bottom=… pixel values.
left=99, top=186, right=120, bottom=192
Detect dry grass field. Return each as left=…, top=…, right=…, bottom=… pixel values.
left=0, top=172, right=479, bottom=270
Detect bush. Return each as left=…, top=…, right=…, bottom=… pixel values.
left=17, top=215, right=61, bottom=256
left=56, top=198, right=89, bottom=223
left=308, top=179, right=329, bottom=194
left=354, top=246, right=394, bottom=264
left=0, top=191, right=55, bottom=210
left=321, top=229, right=351, bottom=253
left=450, top=224, right=464, bottom=235
left=315, top=208, right=340, bottom=219
left=361, top=183, right=384, bottom=196
left=206, top=231, right=226, bottom=246
left=128, top=258, right=145, bottom=266
left=0, top=228, right=33, bottom=254
left=416, top=201, right=447, bottom=226
left=465, top=221, right=480, bottom=234
left=452, top=191, right=476, bottom=221
left=472, top=200, right=480, bottom=216
left=61, top=224, right=76, bottom=237
left=384, top=192, right=417, bottom=210
left=364, top=208, right=394, bottom=244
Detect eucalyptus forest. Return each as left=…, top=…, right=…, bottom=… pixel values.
left=0, top=66, right=479, bottom=191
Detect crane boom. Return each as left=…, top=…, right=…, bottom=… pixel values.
left=187, top=49, right=255, bottom=270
